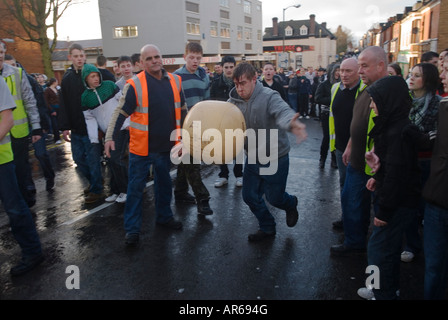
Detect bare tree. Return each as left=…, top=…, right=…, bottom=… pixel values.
left=0, top=0, right=79, bottom=77
left=334, top=25, right=354, bottom=57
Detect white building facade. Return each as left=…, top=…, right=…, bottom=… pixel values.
left=98, top=0, right=264, bottom=69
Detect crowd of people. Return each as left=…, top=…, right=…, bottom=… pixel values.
left=1, top=39, right=448, bottom=300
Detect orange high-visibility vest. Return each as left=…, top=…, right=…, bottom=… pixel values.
left=127, top=71, right=182, bottom=156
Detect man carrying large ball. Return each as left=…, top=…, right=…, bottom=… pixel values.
left=228, top=62, right=308, bottom=242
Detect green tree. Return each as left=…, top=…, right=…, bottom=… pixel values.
left=0, top=0, right=77, bottom=77
left=334, top=25, right=354, bottom=57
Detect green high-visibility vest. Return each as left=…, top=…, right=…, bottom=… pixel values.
left=3, top=67, right=30, bottom=138
left=0, top=130, right=13, bottom=165
left=329, top=81, right=366, bottom=152
left=364, top=108, right=377, bottom=176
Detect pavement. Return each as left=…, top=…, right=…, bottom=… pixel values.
left=0, top=117, right=431, bottom=304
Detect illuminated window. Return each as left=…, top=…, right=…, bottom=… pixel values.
left=113, top=26, right=138, bottom=39
left=220, top=23, right=230, bottom=38
left=210, top=21, right=218, bottom=37
left=187, top=17, right=200, bottom=35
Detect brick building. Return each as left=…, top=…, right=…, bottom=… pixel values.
left=0, top=0, right=45, bottom=75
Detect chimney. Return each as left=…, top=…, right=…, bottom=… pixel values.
left=309, top=14, right=316, bottom=36
left=321, top=22, right=327, bottom=30
left=273, top=17, right=279, bottom=37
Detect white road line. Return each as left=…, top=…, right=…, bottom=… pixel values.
left=60, top=169, right=178, bottom=226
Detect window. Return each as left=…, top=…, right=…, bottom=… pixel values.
left=220, top=10, right=230, bottom=19
left=300, top=25, right=308, bottom=36
left=236, top=0, right=241, bottom=3
left=244, top=27, right=252, bottom=40
left=245, top=43, right=252, bottom=50
left=221, top=42, right=231, bottom=50
left=243, top=0, right=251, bottom=14
left=113, top=26, right=138, bottom=39
left=186, top=17, right=200, bottom=35
left=220, top=0, right=229, bottom=7
left=244, top=16, right=252, bottom=24
left=257, top=30, right=262, bottom=41
left=186, top=1, right=199, bottom=13
left=210, top=21, right=218, bottom=37
left=220, top=23, right=230, bottom=38
left=237, top=26, right=243, bottom=40
left=286, top=26, right=293, bottom=36
left=256, top=4, right=261, bottom=11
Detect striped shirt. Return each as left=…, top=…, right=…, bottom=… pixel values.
left=173, top=65, right=210, bottom=109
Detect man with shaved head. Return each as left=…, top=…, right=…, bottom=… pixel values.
left=330, top=46, right=388, bottom=257
left=328, top=57, right=365, bottom=230
left=105, top=44, right=188, bottom=246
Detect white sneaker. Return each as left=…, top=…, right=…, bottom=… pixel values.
left=357, top=287, right=375, bottom=300
left=105, top=194, right=118, bottom=202
left=214, top=177, right=228, bottom=188
left=115, top=193, right=127, bottom=203
left=306, top=116, right=310, bottom=119
left=55, top=140, right=62, bottom=144
left=299, top=116, right=304, bottom=119
left=401, top=251, right=415, bottom=262
left=235, top=177, right=243, bottom=187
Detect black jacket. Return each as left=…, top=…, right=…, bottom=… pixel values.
left=367, top=76, right=420, bottom=222
left=58, top=65, right=88, bottom=135
left=422, top=97, right=448, bottom=209
left=210, top=74, right=234, bottom=102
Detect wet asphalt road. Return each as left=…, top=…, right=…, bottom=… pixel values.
left=0, top=117, right=427, bottom=302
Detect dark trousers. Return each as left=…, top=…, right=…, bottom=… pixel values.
left=219, top=163, right=243, bottom=179
left=11, top=135, right=35, bottom=205
left=32, top=133, right=55, bottom=183
left=298, top=94, right=309, bottom=117
left=175, top=161, right=210, bottom=201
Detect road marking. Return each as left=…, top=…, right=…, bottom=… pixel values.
left=60, top=169, right=178, bottom=226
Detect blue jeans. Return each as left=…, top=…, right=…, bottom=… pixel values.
left=124, top=152, right=173, bottom=235
left=33, top=133, right=55, bottom=182
left=70, top=133, right=103, bottom=194
left=0, top=161, right=42, bottom=259
left=242, top=154, right=295, bottom=234
left=109, top=130, right=129, bottom=194
left=341, top=163, right=372, bottom=249
left=288, top=93, right=298, bottom=112
left=424, top=203, right=448, bottom=300
left=335, top=149, right=347, bottom=191
left=368, top=206, right=415, bottom=300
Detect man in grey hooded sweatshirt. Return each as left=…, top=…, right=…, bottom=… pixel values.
left=228, top=62, right=307, bottom=241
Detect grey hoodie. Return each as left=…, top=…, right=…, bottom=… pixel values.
left=228, top=81, right=296, bottom=159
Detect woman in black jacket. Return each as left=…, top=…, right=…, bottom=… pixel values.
left=358, top=76, right=421, bottom=300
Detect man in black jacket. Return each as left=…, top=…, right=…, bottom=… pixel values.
left=59, top=43, right=103, bottom=203
left=210, top=56, right=243, bottom=188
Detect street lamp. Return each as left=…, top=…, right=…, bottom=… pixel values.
left=282, top=4, right=301, bottom=52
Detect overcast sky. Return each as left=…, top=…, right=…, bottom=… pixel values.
left=55, top=0, right=415, bottom=42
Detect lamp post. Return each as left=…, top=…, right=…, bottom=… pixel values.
left=282, top=4, right=301, bottom=52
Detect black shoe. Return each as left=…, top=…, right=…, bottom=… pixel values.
left=175, top=193, right=196, bottom=204
left=125, top=233, right=140, bottom=247
left=197, top=199, right=213, bottom=215
left=286, top=196, right=299, bottom=227
left=330, top=244, right=366, bottom=256
left=331, top=159, right=338, bottom=169
left=332, top=219, right=344, bottom=230
left=157, top=218, right=183, bottom=230
left=46, top=178, right=55, bottom=191
left=248, top=230, right=276, bottom=242
left=319, top=159, right=325, bottom=169
left=10, top=254, right=44, bottom=276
